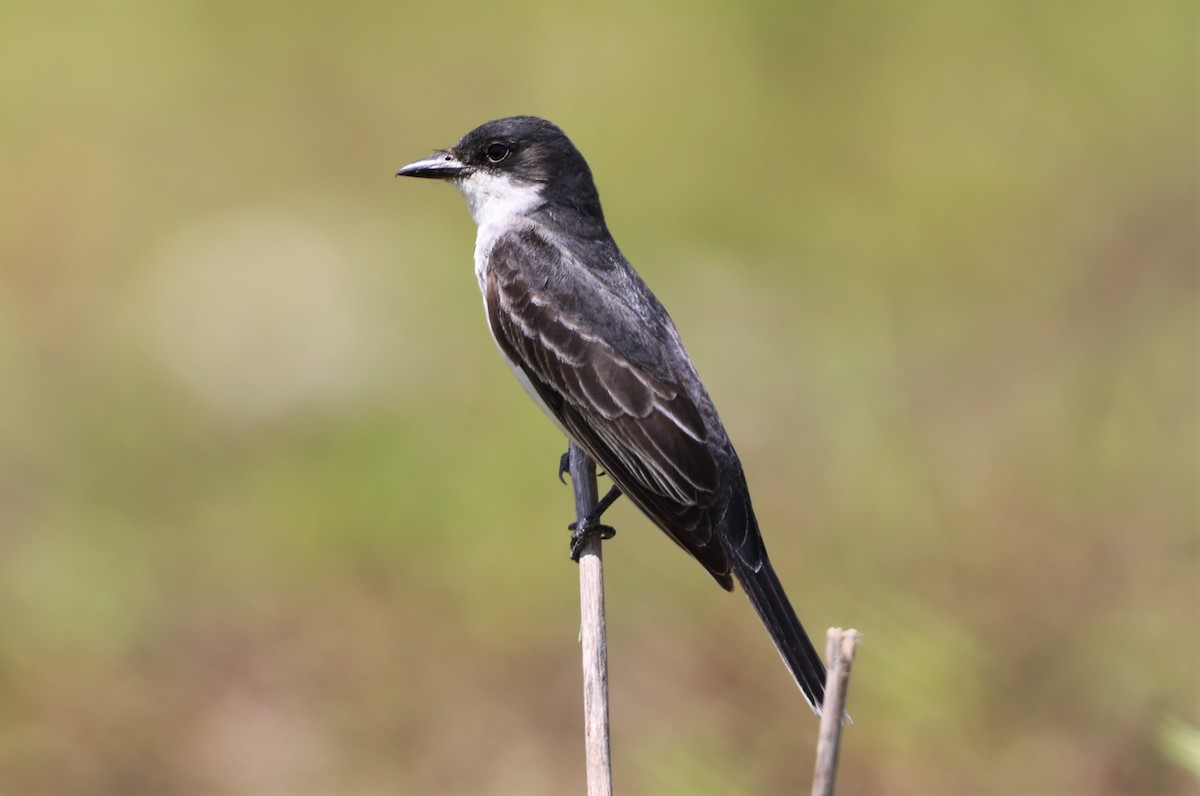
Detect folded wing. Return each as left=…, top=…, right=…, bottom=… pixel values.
left=484, top=227, right=733, bottom=588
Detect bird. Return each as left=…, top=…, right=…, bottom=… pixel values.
left=396, top=116, right=828, bottom=714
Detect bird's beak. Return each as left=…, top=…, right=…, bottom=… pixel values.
left=396, top=151, right=467, bottom=179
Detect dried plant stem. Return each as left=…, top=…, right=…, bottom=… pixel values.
left=568, top=442, right=613, bottom=796
left=811, top=627, right=861, bottom=796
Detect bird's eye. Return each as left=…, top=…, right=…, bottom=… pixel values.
left=485, top=142, right=511, bottom=163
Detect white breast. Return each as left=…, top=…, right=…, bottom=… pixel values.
left=455, top=171, right=575, bottom=441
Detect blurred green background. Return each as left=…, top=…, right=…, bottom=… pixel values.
left=0, top=2, right=1195, bottom=794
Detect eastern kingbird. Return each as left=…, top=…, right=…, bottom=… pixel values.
left=397, top=116, right=828, bottom=714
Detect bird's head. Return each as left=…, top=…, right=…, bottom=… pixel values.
left=397, top=116, right=605, bottom=228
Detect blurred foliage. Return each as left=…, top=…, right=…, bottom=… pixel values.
left=0, top=1, right=1195, bottom=794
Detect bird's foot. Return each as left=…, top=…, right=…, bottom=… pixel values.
left=568, top=518, right=617, bottom=561
left=567, top=484, right=623, bottom=560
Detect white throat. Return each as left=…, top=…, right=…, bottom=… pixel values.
left=457, top=170, right=545, bottom=290
left=455, top=170, right=544, bottom=231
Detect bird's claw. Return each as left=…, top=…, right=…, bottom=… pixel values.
left=569, top=519, right=617, bottom=561
left=558, top=451, right=570, bottom=484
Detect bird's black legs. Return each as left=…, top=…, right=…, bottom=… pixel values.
left=559, top=448, right=622, bottom=559
left=568, top=484, right=622, bottom=561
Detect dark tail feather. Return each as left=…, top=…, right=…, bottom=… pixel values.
left=730, top=552, right=829, bottom=715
